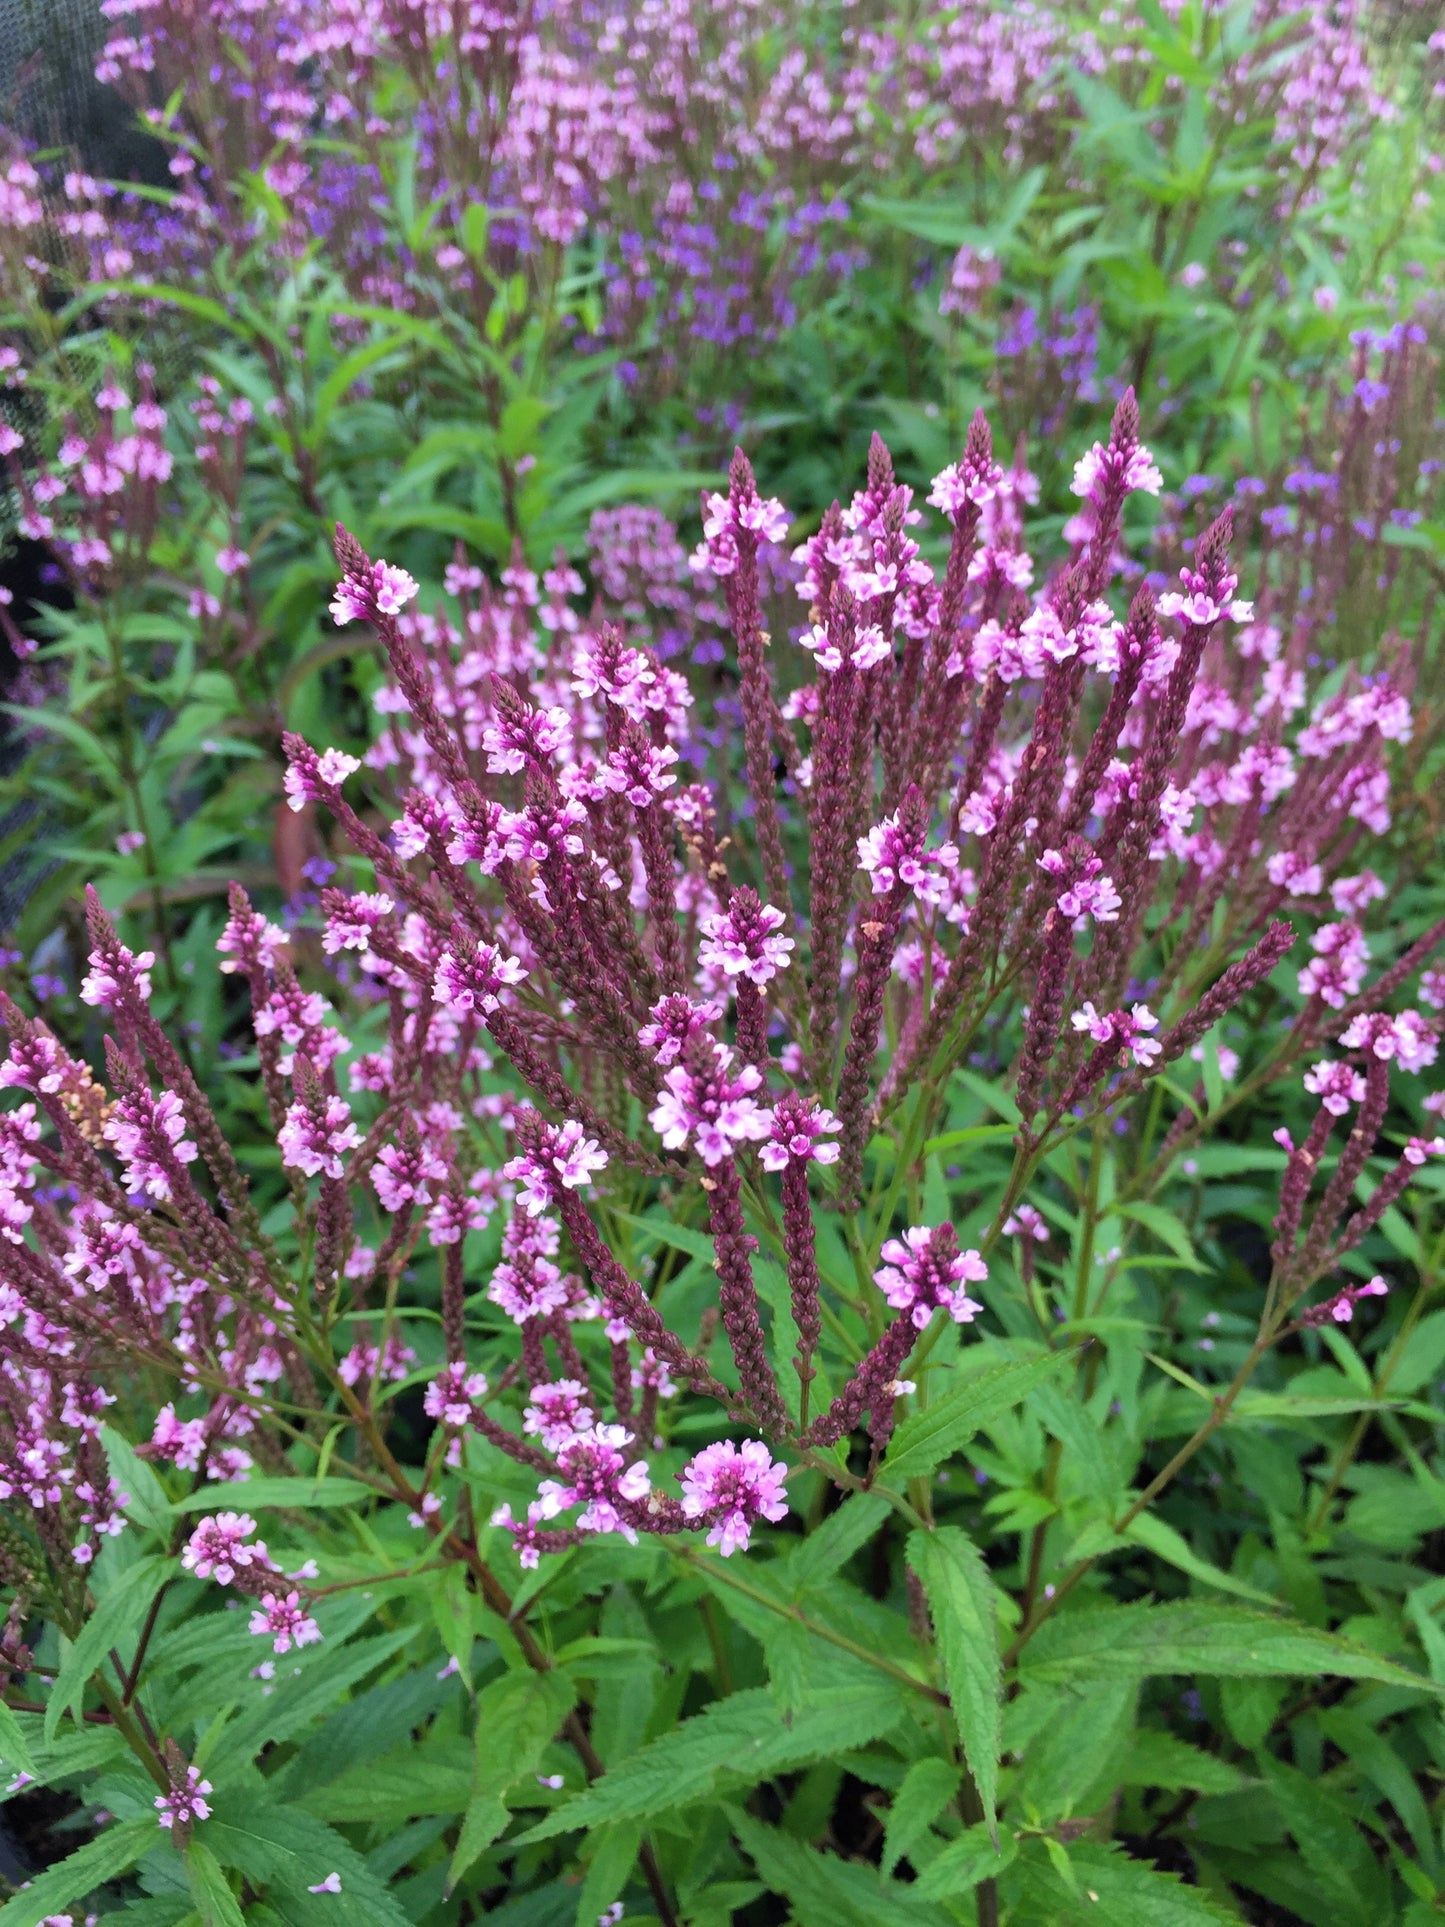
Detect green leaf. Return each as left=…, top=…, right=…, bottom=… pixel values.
left=203, top=1805, right=411, bottom=1925
left=0, top=1816, right=155, bottom=1927
left=1232, top=1392, right=1398, bottom=1421
left=610, top=1208, right=716, bottom=1266
left=729, top=1807, right=956, bottom=1927
left=172, top=1476, right=373, bottom=1513
left=907, top=1529, right=1001, bottom=1836
left=1020, top=1603, right=1442, bottom=1695
left=781, top=1492, right=892, bottom=1594
left=517, top=1684, right=902, bottom=1840
left=1006, top=1839, right=1240, bottom=1922
left=883, top=1349, right=1075, bottom=1481
left=1072, top=1511, right=1279, bottom=1606
left=1109, top=1200, right=1207, bottom=1271
left=0, top=1697, right=37, bottom=1776
left=449, top=1669, right=577, bottom=1889
left=914, top=1824, right=1017, bottom=1900
left=881, top=1757, right=960, bottom=1877
left=187, top=1839, right=247, bottom=1927
left=300, top=1736, right=474, bottom=1822
left=48, top=1553, right=178, bottom=1742
left=1117, top=1730, right=1252, bottom=1796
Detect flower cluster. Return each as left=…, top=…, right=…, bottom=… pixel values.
left=1, top=401, right=1439, bottom=1649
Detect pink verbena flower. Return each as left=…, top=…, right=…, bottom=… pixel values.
left=759, top=1093, right=841, bottom=1170
left=875, top=1224, right=987, bottom=1329
left=522, top=1378, right=596, bottom=1451
left=337, top=1334, right=414, bottom=1387
left=535, top=1425, right=650, bottom=1540
left=1300, top=1275, right=1389, bottom=1329
left=331, top=558, right=419, bottom=625
left=104, top=1089, right=197, bottom=1202
left=1156, top=562, right=1253, bottom=626
left=278, top=1096, right=360, bottom=1180
left=249, top=1590, right=322, bottom=1655
left=156, top=1765, right=212, bottom=1831
left=424, top=1363, right=489, bottom=1429
left=1039, top=849, right=1121, bottom=927
left=1302, top=1060, right=1368, bottom=1116
left=489, top=1502, right=550, bottom=1569
left=80, top=942, right=154, bottom=1010
left=648, top=1041, right=770, bottom=1166
left=858, top=813, right=959, bottom=904
left=797, top=620, right=891, bottom=673
left=1003, top=1204, right=1049, bottom=1241
left=481, top=701, right=570, bottom=775
left=373, top=1139, right=449, bottom=1212
left=638, top=995, right=722, bottom=1065
left=182, top=1511, right=269, bottom=1585
left=503, top=1120, right=609, bottom=1215
left=1070, top=1002, right=1161, bottom=1068
left=432, top=944, right=528, bottom=1017
left=1298, top=922, right=1370, bottom=1008
left=679, top=1439, right=789, bottom=1556
left=1071, top=439, right=1162, bottom=502
left=1340, top=1010, right=1439, bottom=1072
left=283, top=747, right=360, bottom=811
left=698, top=896, right=794, bottom=986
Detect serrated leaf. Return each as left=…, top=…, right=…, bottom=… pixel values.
left=201, top=1805, right=411, bottom=1925
left=781, top=1491, right=891, bottom=1594
left=882, top=1757, right=959, bottom=1877
left=299, top=1736, right=473, bottom=1822
left=907, top=1529, right=1001, bottom=1836
left=448, top=1668, right=577, bottom=1889
left=1020, top=1602, right=1442, bottom=1694
left=0, top=1697, right=36, bottom=1775
left=1006, top=1839, right=1240, bottom=1922
left=187, top=1839, right=247, bottom=1927
left=48, top=1553, right=178, bottom=1742
left=1117, top=1730, right=1252, bottom=1795
left=914, top=1823, right=1018, bottom=1899
left=883, top=1349, right=1075, bottom=1481
left=517, top=1684, right=901, bottom=1840
left=729, top=1807, right=955, bottom=1926
left=0, top=1816, right=155, bottom=1927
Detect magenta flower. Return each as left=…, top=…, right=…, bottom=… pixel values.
left=1003, top=1204, right=1049, bottom=1242
left=503, top=1119, right=609, bottom=1215
left=648, top=1044, right=770, bottom=1166
left=698, top=897, right=794, bottom=986
left=874, top=1225, right=987, bottom=1329
left=857, top=814, right=960, bottom=904
left=278, top=1095, right=360, bottom=1180
left=522, top=1379, right=596, bottom=1451
left=534, top=1425, right=651, bottom=1540
left=104, top=1089, right=198, bottom=1202
left=1340, top=1010, right=1439, bottom=1072
left=373, top=1139, right=449, bottom=1212
left=156, top=1764, right=212, bottom=1832
left=248, top=1590, right=322, bottom=1655
left=432, top=944, right=528, bottom=1018
left=330, top=558, right=419, bottom=625
left=1303, top=1060, right=1368, bottom=1116
left=423, top=1363, right=489, bottom=1429
left=759, top=1096, right=841, bottom=1171
left=182, top=1511, right=269, bottom=1585
left=679, top=1439, right=789, bottom=1556
left=284, top=747, right=359, bottom=811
